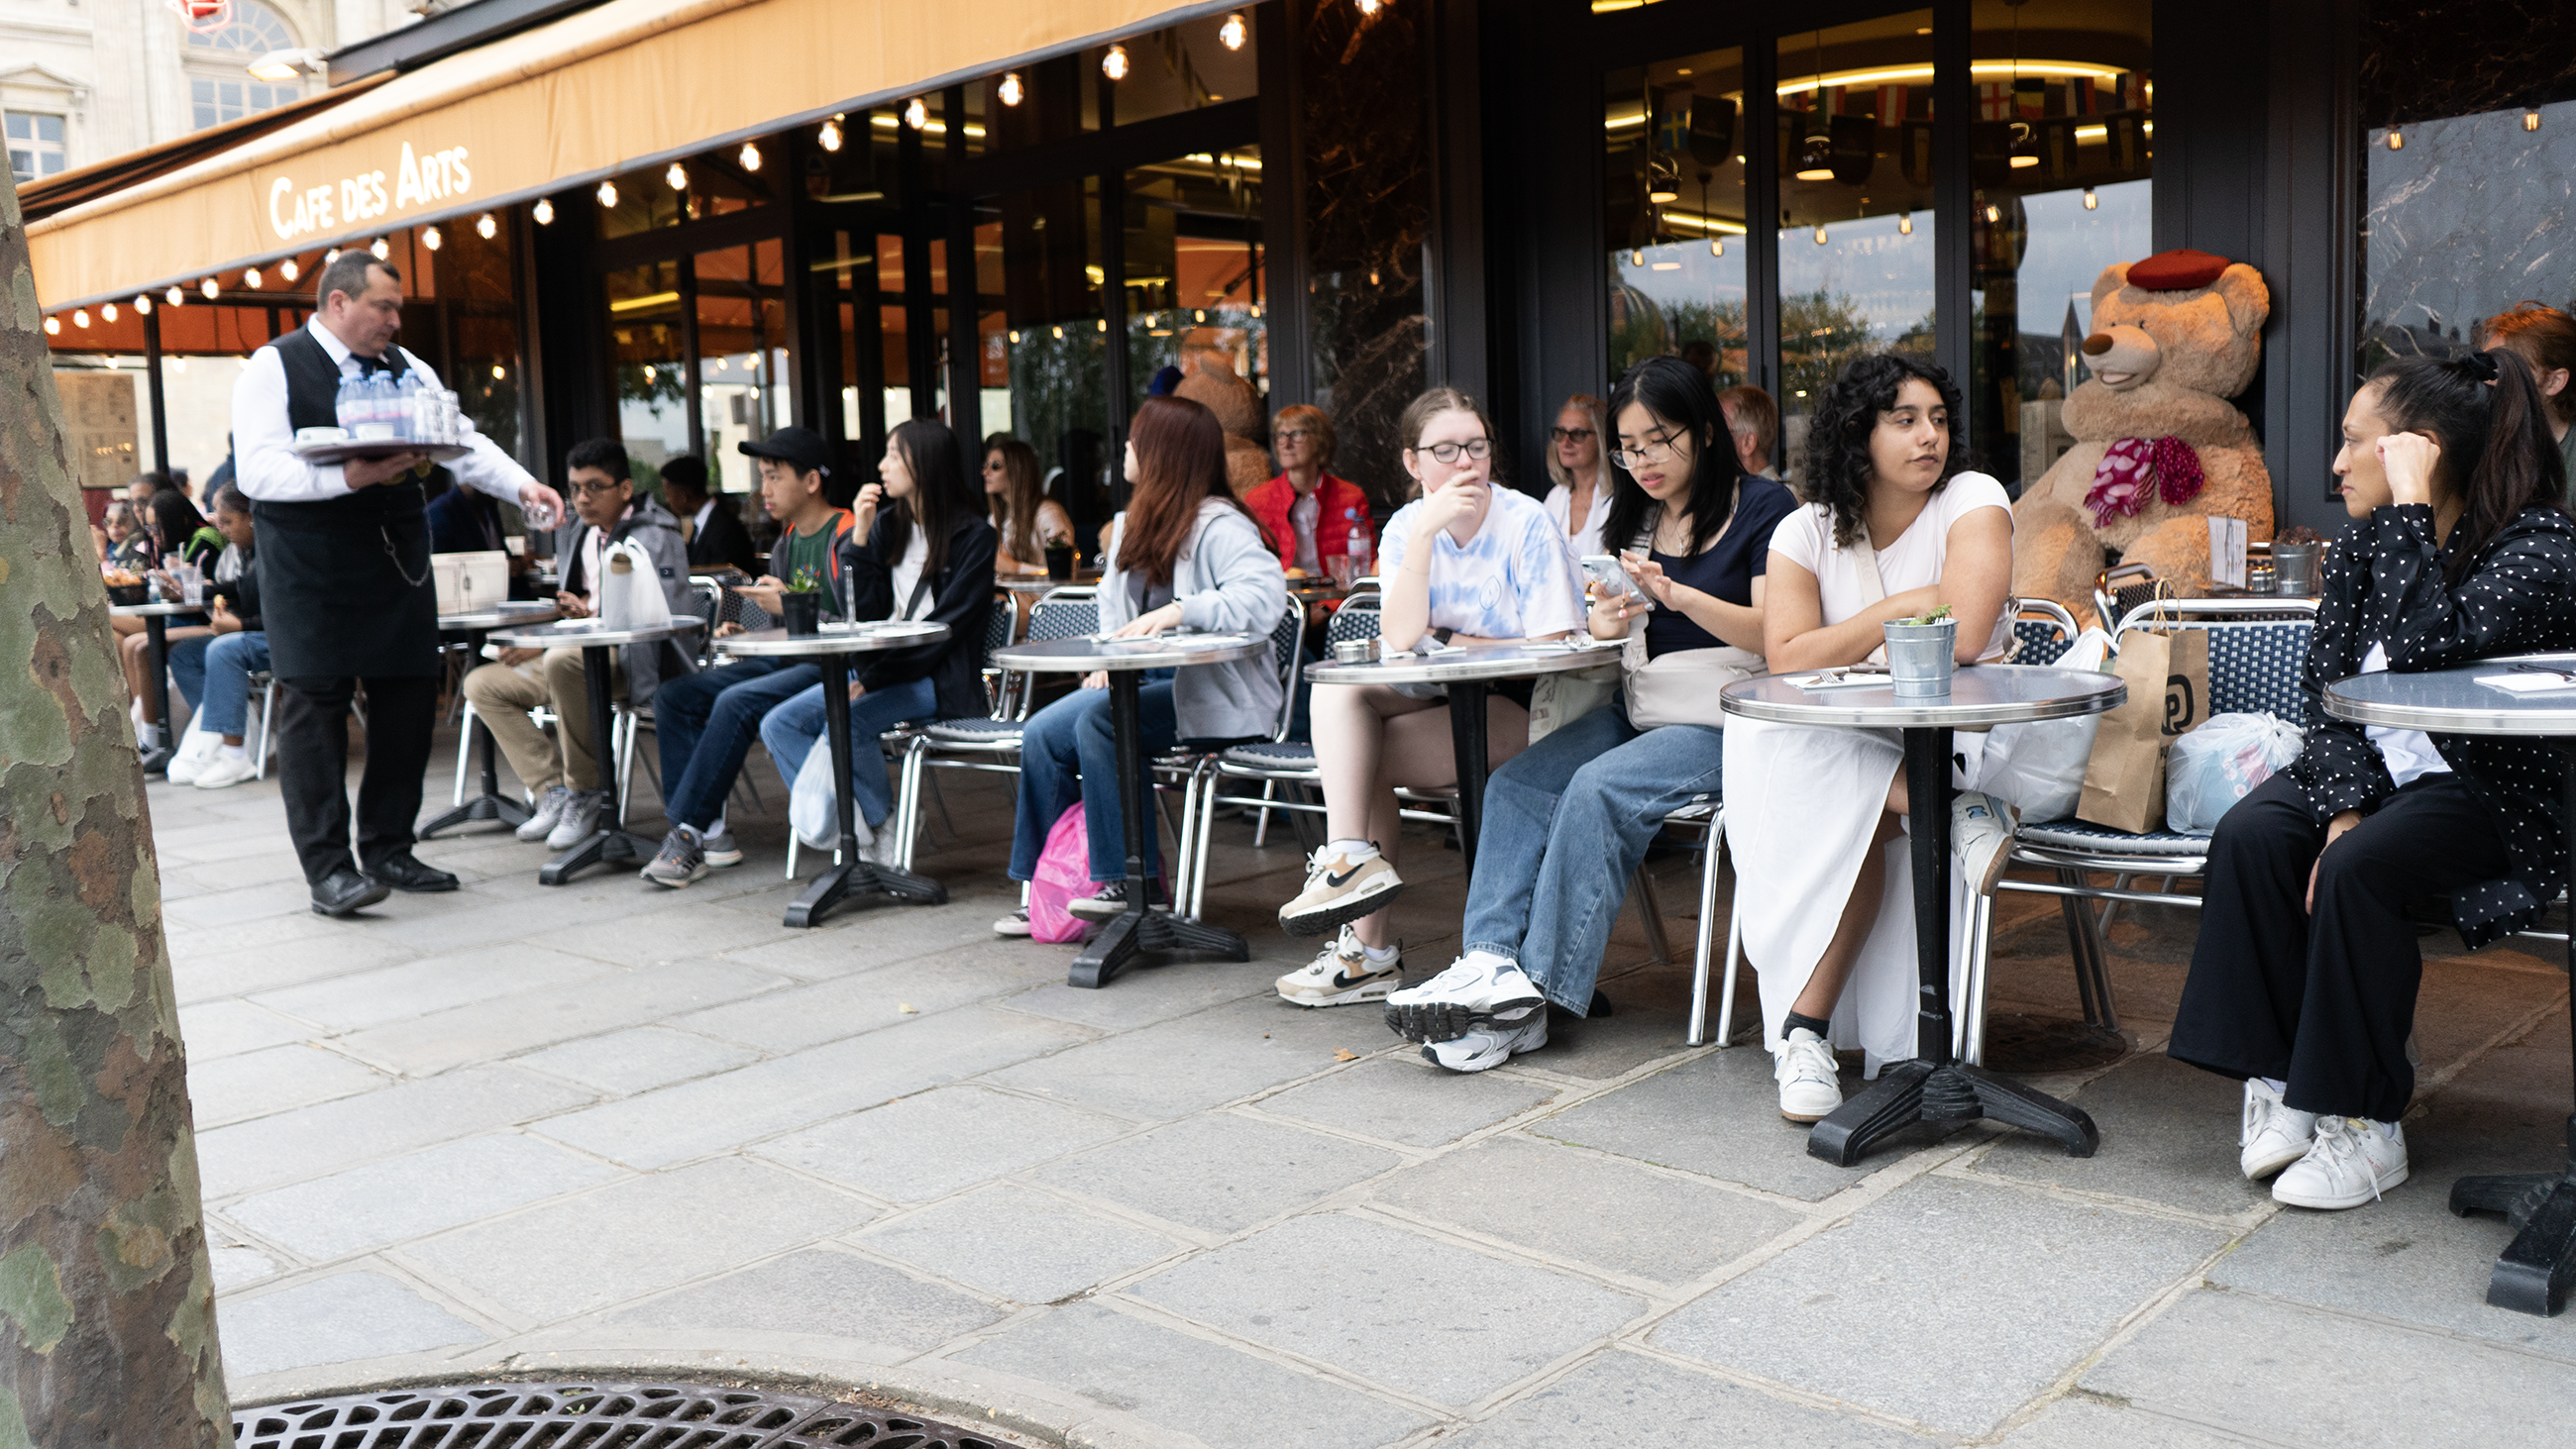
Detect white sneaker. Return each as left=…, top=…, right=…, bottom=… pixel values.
left=2239, top=1078, right=2317, bottom=1181
left=1276, top=927, right=1402, bottom=1007
left=993, top=906, right=1032, bottom=938
left=165, top=730, right=220, bottom=784
left=192, top=753, right=261, bottom=790
left=1953, top=789, right=2020, bottom=896
left=1278, top=845, right=1405, bottom=937
left=1775, top=1028, right=1844, bottom=1123
left=700, top=826, right=745, bottom=868
left=2272, top=1117, right=2409, bottom=1209
left=1424, top=1013, right=1548, bottom=1073
left=546, top=790, right=608, bottom=850
left=516, top=785, right=574, bottom=842
left=1382, top=954, right=1546, bottom=1043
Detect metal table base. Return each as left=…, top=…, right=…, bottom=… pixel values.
left=418, top=721, right=532, bottom=837
left=540, top=644, right=655, bottom=884
left=783, top=638, right=948, bottom=926
left=1072, top=670, right=1247, bottom=986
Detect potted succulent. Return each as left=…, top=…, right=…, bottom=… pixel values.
left=1882, top=604, right=1958, bottom=698
left=780, top=568, right=823, bottom=637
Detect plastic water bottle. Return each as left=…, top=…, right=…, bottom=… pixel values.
left=398, top=372, right=425, bottom=443
left=333, top=372, right=360, bottom=430
left=1344, top=508, right=1373, bottom=576
left=369, top=374, right=397, bottom=437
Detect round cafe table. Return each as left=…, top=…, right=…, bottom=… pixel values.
left=992, top=630, right=1268, bottom=988
left=717, top=622, right=952, bottom=926
left=1722, top=664, right=2127, bottom=1167
left=420, top=600, right=562, bottom=838
left=1303, top=641, right=1624, bottom=879
left=490, top=615, right=703, bottom=884
left=2326, top=657, right=2576, bottom=1316
left=113, top=599, right=197, bottom=774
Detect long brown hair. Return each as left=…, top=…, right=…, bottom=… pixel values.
left=885, top=418, right=976, bottom=576
left=1118, top=395, right=1244, bottom=587
left=2369, top=349, right=2569, bottom=583
left=984, top=433, right=1046, bottom=562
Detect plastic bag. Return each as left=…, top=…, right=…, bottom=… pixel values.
left=597, top=540, right=672, bottom=632
left=2166, top=711, right=2307, bottom=836
left=1972, top=628, right=2113, bottom=822
left=788, top=731, right=878, bottom=857
left=1025, top=803, right=1094, bottom=944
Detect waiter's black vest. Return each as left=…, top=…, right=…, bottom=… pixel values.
left=268, top=329, right=421, bottom=525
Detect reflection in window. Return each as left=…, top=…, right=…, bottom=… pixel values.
left=607, top=261, right=688, bottom=479
left=992, top=178, right=1110, bottom=540
left=1125, top=149, right=1266, bottom=416
left=1605, top=47, right=1748, bottom=389
left=698, top=242, right=789, bottom=496
left=184, top=1, right=301, bottom=131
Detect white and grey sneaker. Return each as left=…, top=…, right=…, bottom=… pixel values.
left=1278, top=845, right=1404, bottom=937
left=1424, top=1013, right=1548, bottom=1073
left=164, top=729, right=220, bottom=784
left=1276, top=927, right=1402, bottom=1007
left=638, top=826, right=709, bottom=888
left=1953, top=789, right=2020, bottom=896
left=993, top=906, right=1033, bottom=938
left=1382, top=954, right=1546, bottom=1044
left=2240, top=1078, right=2317, bottom=1181
left=1774, top=1027, right=1844, bottom=1123
left=516, top=785, right=574, bottom=842
left=699, top=825, right=744, bottom=868
left=546, top=789, right=609, bottom=850
left=191, top=752, right=261, bottom=790
left=1068, top=880, right=1163, bottom=922
left=2272, top=1116, right=2409, bottom=1209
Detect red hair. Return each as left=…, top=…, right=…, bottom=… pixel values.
left=1118, top=395, right=1245, bottom=587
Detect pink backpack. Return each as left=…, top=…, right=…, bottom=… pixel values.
left=1025, top=804, right=1095, bottom=944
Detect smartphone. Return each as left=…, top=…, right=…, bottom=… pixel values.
left=1580, top=553, right=1654, bottom=607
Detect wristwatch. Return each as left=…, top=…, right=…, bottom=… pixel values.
left=1433, top=627, right=1454, bottom=647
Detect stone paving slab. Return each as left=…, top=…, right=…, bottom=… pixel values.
left=1031, top=1111, right=1404, bottom=1236
left=195, top=1065, right=598, bottom=1199
left=1256, top=1055, right=1562, bottom=1147
left=600, top=1246, right=1006, bottom=1359
left=219, top=1271, right=486, bottom=1380
left=220, top=1132, right=627, bottom=1262
left=857, top=1185, right=1189, bottom=1304
left=753, top=1085, right=1135, bottom=1205
left=1449, top=1349, right=1930, bottom=1447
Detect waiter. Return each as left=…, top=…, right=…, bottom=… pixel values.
left=234, top=251, right=565, bottom=917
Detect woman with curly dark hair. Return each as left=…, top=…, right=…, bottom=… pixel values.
left=1721, top=352, right=2017, bottom=1124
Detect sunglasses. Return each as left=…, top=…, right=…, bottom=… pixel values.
left=1550, top=427, right=1595, bottom=443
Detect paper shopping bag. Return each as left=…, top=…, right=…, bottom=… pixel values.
left=2077, top=625, right=2209, bottom=833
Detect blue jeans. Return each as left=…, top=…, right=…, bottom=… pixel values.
left=169, top=632, right=269, bottom=737
left=757, top=674, right=937, bottom=829
left=654, top=656, right=820, bottom=830
left=1009, top=677, right=1180, bottom=885
left=1460, top=698, right=1725, bottom=1014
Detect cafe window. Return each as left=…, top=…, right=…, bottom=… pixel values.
left=607, top=260, right=688, bottom=480
left=5, top=112, right=64, bottom=183
left=185, top=1, right=301, bottom=131
left=1966, top=0, right=2152, bottom=491
left=1605, top=47, right=1749, bottom=389
left=697, top=241, right=789, bottom=495
left=1124, top=148, right=1267, bottom=416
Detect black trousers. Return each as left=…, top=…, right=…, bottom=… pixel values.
left=274, top=673, right=441, bottom=885
left=2169, top=770, right=2511, bottom=1122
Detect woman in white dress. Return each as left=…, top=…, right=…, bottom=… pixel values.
left=1723, top=353, right=2018, bottom=1123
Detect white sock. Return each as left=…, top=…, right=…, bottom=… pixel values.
left=678, top=823, right=701, bottom=842
left=706, top=816, right=728, bottom=838
left=2372, top=1118, right=2402, bottom=1140
left=220, top=744, right=247, bottom=762
left=1326, top=838, right=1377, bottom=863
left=2260, top=1077, right=2288, bottom=1095
left=1361, top=942, right=1399, bottom=964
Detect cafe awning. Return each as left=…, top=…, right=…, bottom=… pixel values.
left=27, top=0, right=1227, bottom=312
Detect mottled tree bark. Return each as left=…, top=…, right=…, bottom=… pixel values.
left=0, top=178, right=232, bottom=1442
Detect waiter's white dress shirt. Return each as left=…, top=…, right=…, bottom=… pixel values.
left=233, top=317, right=535, bottom=505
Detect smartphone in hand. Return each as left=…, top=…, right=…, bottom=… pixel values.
left=1581, top=554, right=1654, bottom=607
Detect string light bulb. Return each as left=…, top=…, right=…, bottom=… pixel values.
left=1984, top=203, right=2000, bottom=223
left=278, top=258, right=299, bottom=281
left=166, top=285, right=183, bottom=306
left=201, top=277, right=219, bottom=299
left=102, top=303, right=118, bottom=322
left=1102, top=45, right=1129, bottom=81
left=477, top=212, right=497, bottom=239
left=1710, top=238, right=1724, bottom=257
left=491, top=363, right=506, bottom=379
left=1220, top=11, right=1247, bottom=49
left=819, top=117, right=843, bottom=152
left=1052, top=325, right=1064, bottom=339
left=324, top=248, right=340, bottom=263
left=422, top=226, right=443, bottom=252
left=1009, top=330, right=1021, bottom=344
left=1356, top=0, right=1382, bottom=14
left=135, top=295, right=152, bottom=315
left=1898, top=212, right=1913, bottom=235
left=2083, top=187, right=2098, bottom=210
left=667, top=161, right=688, bottom=190
left=43, top=316, right=57, bottom=335
left=1629, top=249, right=1644, bottom=266
left=2387, top=128, right=2405, bottom=150
left=2526, top=110, right=2542, bottom=132
left=533, top=198, right=556, bottom=225
left=739, top=141, right=762, bottom=171
left=904, top=97, right=928, bottom=130
left=371, top=238, right=390, bottom=259
left=998, top=71, right=1023, bottom=107
left=1813, top=226, right=1828, bottom=245
left=596, top=179, right=619, bottom=208
left=71, top=309, right=88, bottom=328
left=244, top=268, right=263, bottom=288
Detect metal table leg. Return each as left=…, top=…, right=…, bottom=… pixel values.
left=140, top=613, right=175, bottom=774
left=1808, top=724, right=2100, bottom=1166
left=1446, top=678, right=1490, bottom=880
left=539, top=643, right=660, bottom=884
left=786, top=656, right=947, bottom=927
left=1070, top=670, right=1246, bottom=988
left=420, top=627, right=533, bottom=837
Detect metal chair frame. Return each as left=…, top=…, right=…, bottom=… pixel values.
left=891, top=587, right=1100, bottom=871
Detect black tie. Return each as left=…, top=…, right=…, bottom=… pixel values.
left=353, top=352, right=396, bottom=377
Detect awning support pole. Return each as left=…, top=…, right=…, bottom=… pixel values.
left=143, top=308, right=170, bottom=474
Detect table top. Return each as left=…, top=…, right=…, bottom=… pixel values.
left=1722, top=664, right=2127, bottom=728
left=490, top=616, right=704, bottom=649
left=717, top=621, right=951, bottom=657
left=440, top=600, right=560, bottom=632
left=110, top=601, right=198, bottom=617
left=998, top=575, right=1083, bottom=594
left=1306, top=640, right=1622, bottom=687
left=2324, top=655, right=2576, bottom=736
left=994, top=632, right=1270, bottom=673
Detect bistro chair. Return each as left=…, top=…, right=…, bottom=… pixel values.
left=890, top=586, right=1099, bottom=872
left=1165, top=599, right=1310, bottom=919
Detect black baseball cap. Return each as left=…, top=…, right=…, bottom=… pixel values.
left=738, top=425, right=832, bottom=475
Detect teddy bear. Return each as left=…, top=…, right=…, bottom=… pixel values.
left=1173, top=357, right=1274, bottom=499
left=2011, top=249, right=2274, bottom=619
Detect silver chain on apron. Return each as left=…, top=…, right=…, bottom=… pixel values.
left=379, top=478, right=431, bottom=587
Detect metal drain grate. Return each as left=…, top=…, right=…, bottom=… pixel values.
left=232, top=1380, right=1012, bottom=1449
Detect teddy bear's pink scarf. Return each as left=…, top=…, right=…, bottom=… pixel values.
left=2086, top=436, right=2206, bottom=526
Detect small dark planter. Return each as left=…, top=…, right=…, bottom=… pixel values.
left=106, top=583, right=148, bottom=606
left=781, top=591, right=822, bottom=637
left=1044, top=545, right=1074, bottom=581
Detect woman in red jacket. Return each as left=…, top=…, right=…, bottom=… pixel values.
left=1245, top=404, right=1373, bottom=578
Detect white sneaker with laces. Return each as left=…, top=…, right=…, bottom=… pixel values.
left=1278, top=845, right=1404, bottom=937
left=516, top=785, right=574, bottom=842
left=546, top=790, right=608, bottom=850
left=2272, top=1116, right=2409, bottom=1209
left=1382, top=954, right=1546, bottom=1043
left=2239, top=1078, right=2316, bottom=1181
left=1423, top=1013, right=1548, bottom=1073
left=993, top=906, right=1033, bottom=938
left=191, top=752, right=261, bottom=790
left=1276, top=927, right=1402, bottom=1007
left=1774, top=1028, right=1844, bottom=1123
left=1953, top=789, right=2020, bottom=896
left=165, top=729, right=220, bottom=784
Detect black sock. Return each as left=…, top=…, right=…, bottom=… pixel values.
left=1783, top=1010, right=1831, bottom=1041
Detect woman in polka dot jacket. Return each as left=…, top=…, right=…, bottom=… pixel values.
left=2170, top=349, right=2574, bottom=1212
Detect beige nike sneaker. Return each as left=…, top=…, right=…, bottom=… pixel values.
left=1278, top=845, right=1404, bottom=937
left=1276, top=926, right=1402, bottom=1007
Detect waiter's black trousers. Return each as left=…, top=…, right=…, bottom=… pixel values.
left=2169, top=771, right=2510, bottom=1122
left=274, top=673, right=441, bottom=884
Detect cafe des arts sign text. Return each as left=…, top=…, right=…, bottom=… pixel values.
left=268, top=142, right=474, bottom=242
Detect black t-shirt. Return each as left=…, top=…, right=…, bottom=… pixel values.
left=1643, top=476, right=1799, bottom=660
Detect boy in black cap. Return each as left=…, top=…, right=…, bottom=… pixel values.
left=643, top=426, right=855, bottom=884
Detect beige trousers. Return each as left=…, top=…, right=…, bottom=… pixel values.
left=462, top=646, right=624, bottom=793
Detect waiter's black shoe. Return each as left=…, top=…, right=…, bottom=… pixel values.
left=311, top=869, right=392, bottom=917
left=366, top=852, right=460, bottom=893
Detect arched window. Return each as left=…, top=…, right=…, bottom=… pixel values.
left=185, top=2, right=302, bottom=131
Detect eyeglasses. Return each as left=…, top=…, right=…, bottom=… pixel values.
left=1411, top=438, right=1493, bottom=465
left=1276, top=428, right=1318, bottom=442
left=569, top=480, right=628, bottom=499
left=1608, top=433, right=1682, bottom=470
left=1549, top=427, right=1595, bottom=443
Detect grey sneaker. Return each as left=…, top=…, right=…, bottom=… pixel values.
left=639, top=827, right=709, bottom=888
left=545, top=789, right=608, bottom=850
left=516, top=785, right=574, bottom=842
left=700, top=825, right=744, bottom=868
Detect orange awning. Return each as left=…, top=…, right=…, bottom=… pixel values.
left=28, top=0, right=1220, bottom=311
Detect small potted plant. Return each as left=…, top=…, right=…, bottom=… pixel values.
left=1882, top=604, right=1958, bottom=698
left=780, top=568, right=823, bottom=637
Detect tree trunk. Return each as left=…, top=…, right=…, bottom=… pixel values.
left=0, top=179, right=233, bottom=1442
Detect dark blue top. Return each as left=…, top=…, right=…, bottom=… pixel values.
left=1645, top=476, right=1799, bottom=660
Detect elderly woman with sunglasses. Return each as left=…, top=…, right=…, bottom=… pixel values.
left=1543, top=393, right=1613, bottom=560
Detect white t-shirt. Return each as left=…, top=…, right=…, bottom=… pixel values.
left=1545, top=476, right=1612, bottom=563
left=1769, top=472, right=2013, bottom=652
left=888, top=525, right=931, bottom=620
left=2360, top=641, right=2451, bottom=785
left=1380, top=485, right=1587, bottom=641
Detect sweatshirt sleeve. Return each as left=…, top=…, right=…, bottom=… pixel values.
left=1178, top=510, right=1290, bottom=637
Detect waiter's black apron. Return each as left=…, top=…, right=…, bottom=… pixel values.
left=252, top=331, right=442, bottom=679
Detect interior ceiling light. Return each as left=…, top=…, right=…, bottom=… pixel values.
left=1985, top=203, right=2001, bottom=222
left=2387, top=128, right=2404, bottom=150
left=1813, top=226, right=1828, bottom=245
left=998, top=72, right=1023, bottom=107
left=904, top=97, right=928, bottom=130
left=1710, top=238, right=1725, bottom=257
left=1792, top=29, right=1833, bottom=180
left=422, top=226, right=443, bottom=252
left=1220, top=11, right=1247, bottom=49
left=819, top=117, right=843, bottom=152
left=2526, top=111, right=2542, bottom=132
left=533, top=198, right=556, bottom=225
left=244, top=267, right=263, bottom=289
left=166, top=285, right=184, bottom=306
left=477, top=212, right=497, bottom=239
left=491, top=363, right=506, bottom=379
left=1629, top=249, right=1644, bottom=266
left=739, top=142, right=762, bottom=171
left=1356, top=0, right=1383, bottom=15
left=666, top=161, right=688, bottom=190
left=1102, top=45, right=1129, bottom=81
left=1008, top=329, right=1021, bottom=344
left=371, top=238, right=390, bottom=259
left=596, top=179, right=620, bottom=208
left=1052, top=325, right=1063, bottom=339
left=278, top=258, right=299, bottom=281
left=201, top=277, right=220, bottom=298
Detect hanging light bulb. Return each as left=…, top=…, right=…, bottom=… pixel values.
left=1629, top=249, right=1644, bottom=266
left=1096, top=318, right=1108, bottom=333
left=1249, top=303, right=1263, bottom=318
left=1899, top=212, right=1913, bottom=235
left=2387, top=128, right=2405, bottom=151
left=135, top=295, right=152, bottom=315
left=819, top=117, right=843, bottom=152
left=477, top=212, right=498, bottom=240
left=1813, top=226, right=1828, bottom=245
left=739, top=141, right=762, bottom=171
left=201, top=276, right=220, bottom=299
left=1051, top=325, right=1064, bottom=339
left=102, top=303, right=119, bottom=322
left=998, top=71, right=1023, bottom=107
left=491, top=363, right=506, bottom=380
left=71, top=308, right=89, bottom=328
left=596, top=179, right=620, bottom=208
left=2082, top=187, right=2098, bottom=210
left=1194, top=308, right=1207, bottom=323
left=43, top=316, right=57, bottom=335
left=324, top=248, right=341, bottom=263
left=1356, top=0, right=1382, bottom=14
left=1102, top=45, right=1129, bottom=81
left=371, top=238, right=390, bottom=259
left=666, top=161, right=688, bottom=190
left=904, top=97, right=928, bottom=130
left=2526, top=110, right=2542, bottom=132
left=166, top=285, right=183, bottom=306
left=534, top=198, right=556, bottom=225
left=278, top=258, right=299, bottom=282
left=422, top=226, right=443, bottom=252
left=1009, top=330, right=1021, bottom=344
left=1220, top=11, right=1247, bottom=49
left=244, top=267, right=263, bottom=289
left=1710, top=238, right=1724, bottom=258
